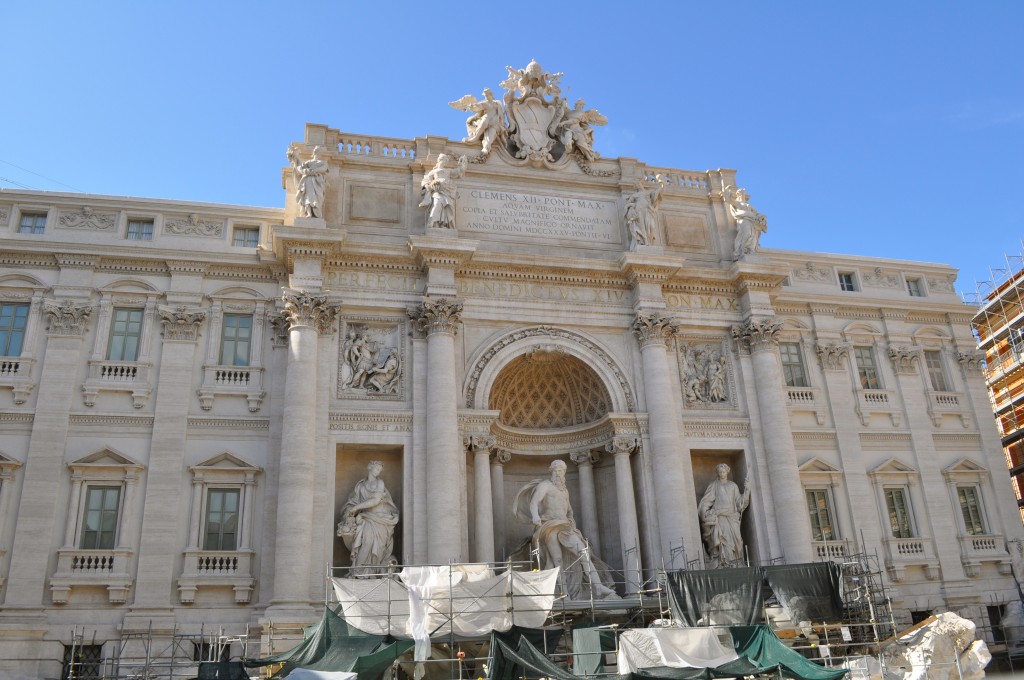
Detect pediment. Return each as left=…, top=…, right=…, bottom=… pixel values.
left=68, top=447, right=143, bottom=469
left=0, top=451, right=22, bottom=469
left=799, top=457, right=841, bottom=474
left=192, top=451, right=261, bottom=472
left=943, top=457, right=987, bottom=475
left=870, top=458, right=917, bottom=475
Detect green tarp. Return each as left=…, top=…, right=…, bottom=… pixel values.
left=571, top=627, right=616, bottom=676
left=728, top=625, right=848, bottom=680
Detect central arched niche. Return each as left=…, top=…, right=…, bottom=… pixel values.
left=488, top=347, right=612, bottom=428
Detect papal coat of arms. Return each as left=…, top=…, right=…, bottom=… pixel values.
left=449, top=60, right=608, bottom=170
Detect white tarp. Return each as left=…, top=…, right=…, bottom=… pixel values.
left=617, top=628, right=739, bottom=673
left=331, top=567, right=560, bottom=649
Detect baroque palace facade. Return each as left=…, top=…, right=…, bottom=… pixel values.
left=0, top=62, right=1020, bottom=675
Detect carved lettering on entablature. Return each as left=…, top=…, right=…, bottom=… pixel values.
left=458, top=278, right=631, bottom=306
left=328, top=411, right=413, bottom=433
left=682, top=419, right=749, bottom=440
left=163, top=214, right=224, bottom=237
left=58, top=206, right=117, bottom=231
left=677, top=337, right=735, bottom=409
left=326, top=269, right=425, bottom=295
left=664, top=292, right=739, bottom=312
left=338, top=316, right=406, bottom=400
left=792, top=262, right=834, bottom=284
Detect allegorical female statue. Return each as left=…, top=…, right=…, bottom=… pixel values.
left=287, top=145, right=330, bottom=218
left=337, top=461, right=399, bottom=576
left=698, top=463, right=751, bottom=568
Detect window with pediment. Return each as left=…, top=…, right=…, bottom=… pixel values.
left=198, top=289, right=268, bottom=412
left=82, top=284, right=159, bottom=409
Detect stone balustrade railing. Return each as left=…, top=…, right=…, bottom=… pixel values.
left=641, top=168, right=710, bottom=192
left=50, top=548, right=134, bottom=604
left=178, top=549, right=255, bottom=604
left=812, top=540, right=852, bottom=560
left=337, top=134, right=417, bottom=160
left=0, top=357, right=34, bottom=404
left=199, top=366, right=265, bottom=412
left=89, top=360, right=149, bottom=383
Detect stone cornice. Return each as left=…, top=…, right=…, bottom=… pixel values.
left=407, top=235, right=478, bottom=269
left=54, top=253, right=100, bottom=269
left=682, top=418, right=750, bottom=439
left=166, top=260, right=209, bottom=275
left=271, top=226, right=348, bottom=267
left=618, top=252, right=681, bottom=285
left=69, top=414, right=155, bottom=428
left=187, top=417, right=271, bottom=430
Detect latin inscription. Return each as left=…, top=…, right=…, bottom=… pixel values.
left=458, top=189, right=619, bottom=243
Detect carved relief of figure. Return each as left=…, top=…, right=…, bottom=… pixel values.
left=681, top=344, right=729, bottom=404
left=513, top=460, right=617, bottom=600
left=698, top=463, right=750, bottom=568
left=348, top=335, right=376, bottom=389
left=554, top=98, right=607, bottom=161
left=726, top=185, right=767, bottom=259
left=287, top=146, right=329, bottom=218
left=707, top=352, right=728, bottom=402
left=341, top=328, right=402, bottom=395
left=365, top=349, right=401, bottom=394
left=449, top=88, right=505, bottom=156
left=624, top=176, right=667, bottom=248
left=418, top=153, right=468, bottom=229
left=337, top=461, right=399, bottom=576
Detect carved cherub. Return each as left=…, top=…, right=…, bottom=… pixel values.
left=449, top=88, right=506, bottom=156
left=552, top=98, right=607, bottom=161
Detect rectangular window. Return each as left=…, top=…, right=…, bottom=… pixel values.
left=106, top=308, right=144, bottom=361
left=957, top=486, right=986, bottom=535
left=80, top=486, right=120, bottom=550
left=884, top=487, right=914, bottom=538
left=63, top=643, right=103, bottom=680
left=839, top=272, right=857, bottom=292
left=232, top=226, right=260, bottom=248
left=779, top=342, right=808, bottom=387
left=126, top=219, right=154, bottom=241
left=219, top=314, right=252, bottom=366
left=1010, top=328, right=1024, bottom=362
left=0, top=302, right=29, bottom=356
left=204, top=488, right=240, bottom=551
left=806, top=489, right=837, bottom=541
left=18, top=212, right=46, bottom=234
left=924, top=350, right=949, bottom=392
left=906, top=278, right=924, bottom=297
left=854, top=346, right=882, bottom=389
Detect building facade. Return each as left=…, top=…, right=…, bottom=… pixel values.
left=0, top=63, right=1021, bottom=676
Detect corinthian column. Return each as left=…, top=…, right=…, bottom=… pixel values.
left=732, top=318, right=813, bottom=563
left=466, top=435, right=497, bottom=562
left=491, top=449, right=511, bottom=559
left=570, top=450, right=601, bottom=552
left=607, top=437, right=641, bottom=594
left=409, top=297, right=464, bottom=563
left=632, top=311, right=700, bottom=560
left=271, top=292, right=337, bottom=606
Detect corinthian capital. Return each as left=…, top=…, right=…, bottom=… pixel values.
left=463, top=434, right=497, bottom=453
left=815, top=342, right=850, bottom=371
left=570, top=449, right=600, bottom=466
left=957, top=351, right=986, bottom=373
left=43, top=299, right=93, bottom=336
left=606, top=437, right=638, bottom=456
left=731, top=317, right=783, bottom=353
left=281, top=291, right=339, bottom=335
left=159, top=305, right=206, bottom=342
left=888, top=346, right=921, bottom=374
left=632, top=311, right=678, bottom=348
left=491, top=449, right=512, bottom=465
left=408, top=297, right=463, bottom=336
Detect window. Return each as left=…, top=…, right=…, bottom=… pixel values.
left=806, top=489, right=837, bottom=541
left=1010, top=328, right=1024, bottom=362
left=854, top=346, right=882, bottom=389
left=219, top=314, right=252, bottom=366
left=923, top=350, right=949, bottom=392
left=839, top=272, right=857, bottom=292
left=126, top=219, right=153, bottom=241
left=80, top=486, right=121, bottom=550
left=106, top=308, right=144, bottom=361
left=884, top=487, right=915, bottom=538
left=779, top=342, right=808, bottom=387
left=957, top=486, right=986, bottom=535
left=906, top=278, right=924, bottom=297
left=0, top=302, right=29, bottom=356
left=204, top=488, right=240, bottom=551
left=63, top=643, right=103, bottom=680
left=232, top=226, right=260, bottom=248
left=18, top=212, right=46, bottom=234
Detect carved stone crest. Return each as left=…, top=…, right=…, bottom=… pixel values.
left=338, top=318, right=405, bottom=399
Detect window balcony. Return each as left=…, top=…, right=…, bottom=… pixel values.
left=854, top=388, right=901, bottom=426
left=50, top=548, right=134, bottom=604
left=82, top=360, right=152, bottom=408
left=882, top=537, right=939, bottom=582
left=0, top=356, right=35, bottom=404
left=785, top=386, right=825, bottom=425
left=958, top=534, right=1012, bottom=577
left=177, top=549, right=255, bottom=604
left=925, top=390, right=971, bottom=428
left=197, top=365, right=265, bottom=412
left=811, top=539, right=853, bottom=560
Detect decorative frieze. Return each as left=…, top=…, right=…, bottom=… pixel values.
left=163, top=214, right=224, bottom=237
left=408, top=297, right=463, bottom=336
left=816, top=342, right=850, bottom=371
left=927, top=276, right=956, bottom=294
left=863, top=267, right=899, bottom=288
left=338, top=318, right=405, bottom=399
left=328, top=411, right=413, bottom=433
left=888, top=346, right=921, bottom=374
left=631, top=311, right=678, bottom=348
left=159, top=306, right=206, bottom=342
left=957, top=351, right=986, bottom=373
left=731, top=317, right=782, bottom=353
left=682, top=419, right=749, bottom=439
left=281, top=291, right=338, bottom=335
left=58, top=206, right=116, bottom=231
left=43, top=299, right=93, bottom=336
left=792, top=262, right=833, bottom=283
left=0, top=206, right=8, bottom=224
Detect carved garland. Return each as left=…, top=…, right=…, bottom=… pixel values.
left=281, top=291, right=338, bottom=335
left=464, top=325, right=636, bottom=412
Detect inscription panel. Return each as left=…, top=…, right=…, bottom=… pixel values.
left=457, top=189, right=620, bottom=244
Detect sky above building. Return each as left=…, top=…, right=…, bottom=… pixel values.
left=3, top=1, right=1022, bottom=299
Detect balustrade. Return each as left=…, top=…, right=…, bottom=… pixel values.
left=337, top=134, right=416, bottom=160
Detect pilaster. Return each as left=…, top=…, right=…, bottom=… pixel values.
left=465, top=434, right=497, bottom=562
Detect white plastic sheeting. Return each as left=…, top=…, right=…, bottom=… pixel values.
left=617, top=628, right=740, bottom=673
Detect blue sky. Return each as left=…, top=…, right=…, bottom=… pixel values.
left=3, top=2, right=1022, bottom=299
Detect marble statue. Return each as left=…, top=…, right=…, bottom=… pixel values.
left=513, top=460, right=616, bottom=600
left=449, top=88, right=506, bottom=156
left=681, top=344, right=729, bottom=404
left=698, top=464, right=750, bottom=568
left=725, top=185, right=767, bottom=259
left=554, top=98, right=607, bottom=162
left=341, top=328, right=401, bottom=395
left=418, top=153, right=467, bottom=229
left=624, top=175, right=667, bottom=248
left=287, top=146, right=329, bottom=219
left=337, top=461, right=399, bottom=576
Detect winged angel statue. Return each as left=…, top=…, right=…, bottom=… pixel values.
left=449, top=60, right=607, bottom=167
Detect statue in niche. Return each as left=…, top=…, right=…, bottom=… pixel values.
left=287, top=146, right=329, bottom=218
left=513, top=460, right=617, bottom=600
left=725, top=185, right=767, bottom=259
left=337, top=461, right=399, bottom=576
left=681, top=344, right=729, bottom=404
left=341, top=328, right=401, bottom=395
left=418, top=153, right=467, bottom=229
left=553, top=97, right=607, bottom=162
left=698, top=463, right=750, bottom=568
left=624, top=175, right=668, bottom=248
left=449, top=88, right=506, bottom=156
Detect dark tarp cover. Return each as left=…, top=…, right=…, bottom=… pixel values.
left=571, top=627, right=616, bottom=676
left=244, top=607, right=413, bottom=680
left=666, top=567, right=763, bottom=626
left=763, top=562, right=844, bottom=624
left=487, top=636, right=577, bottom=680
left=729, top=625, right=848, bottom=680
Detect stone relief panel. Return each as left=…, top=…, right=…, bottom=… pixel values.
left=337, top=316, right=406, bottom=400
left=792, top=262, right=834, bottom=284
left=862, top=267, right=899, bottom=289
left=677, top=338, right=735, bottom=410
left=57, top=206, right=117, bottom=231
left=163, top=214, right=224, bottom=237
